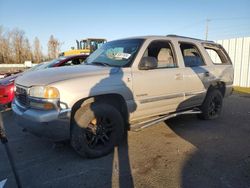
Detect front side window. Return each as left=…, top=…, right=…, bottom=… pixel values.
left=180, top=43, right=205, bottom=67
left=142, top=40, right=177, bottom=68
left=85, top=39, right=144, bottom=67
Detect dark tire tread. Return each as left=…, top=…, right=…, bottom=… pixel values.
left=198, top=89, right=223, bottom=120
left=70, top=102, right=124, bottom=158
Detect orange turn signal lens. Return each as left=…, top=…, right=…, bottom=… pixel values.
left=44, top=87, right=60, bottom=99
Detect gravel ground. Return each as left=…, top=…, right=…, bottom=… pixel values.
left=0, top=93, right=250, bottom=188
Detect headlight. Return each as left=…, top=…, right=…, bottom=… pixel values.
left=29, top=86, right=60, bottom=99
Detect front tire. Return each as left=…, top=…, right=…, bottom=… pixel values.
left=198, top=89, right=223, bottom=120
left=71, top=102, right=125, bottom=158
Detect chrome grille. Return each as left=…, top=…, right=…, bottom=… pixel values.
left=15, top=85, right=29, bottom=106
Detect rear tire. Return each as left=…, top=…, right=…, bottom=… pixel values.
left=71, top=102, right=125, bottom=158
left=198, top=89, right=223, bottom=120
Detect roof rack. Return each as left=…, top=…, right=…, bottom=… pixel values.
left=166, top=34, right=214, bottom=43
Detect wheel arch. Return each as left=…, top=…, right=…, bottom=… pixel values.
left=70, top=93, right=129, bottom=131
left=208, top=81, right=226, bottom=97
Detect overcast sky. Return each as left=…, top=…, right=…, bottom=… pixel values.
left=0, top=0, right=250, bottom=53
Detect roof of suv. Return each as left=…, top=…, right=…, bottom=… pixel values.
left=118, top=35, right=215, bottom=44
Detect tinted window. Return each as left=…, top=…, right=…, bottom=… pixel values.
left=180, top=43, right=205, bottom=67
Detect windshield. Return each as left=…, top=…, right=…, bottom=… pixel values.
left=26, top=57, right=67, bottom=72
left=26, top=62, right=47, bottom=72
left=85, top=39, right=144, bottom=67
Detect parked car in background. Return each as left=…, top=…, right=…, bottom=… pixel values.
left=0, top=54, right=88, bottom=107
left=0, top=70, right=23, bottom=79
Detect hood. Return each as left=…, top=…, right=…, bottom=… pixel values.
left=0, top=73, right=22, bottom=86
left=15, top=65, right=120, bottom=87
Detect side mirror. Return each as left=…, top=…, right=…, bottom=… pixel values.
left=139, top=57, right=157, bottom=70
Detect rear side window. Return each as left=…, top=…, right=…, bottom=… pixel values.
left=203, top=45, right=231, bottom=65
left=205, top=49, right=222, bottom=64
left=180, top=43, right=205, bottom=67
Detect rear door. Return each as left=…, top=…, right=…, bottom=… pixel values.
left=178, top=42, right=214, bottom=108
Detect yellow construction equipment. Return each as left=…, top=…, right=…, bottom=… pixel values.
left=60, top=38, right=107, bottom=56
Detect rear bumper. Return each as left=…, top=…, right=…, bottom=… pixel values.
left=12, top=99, right=71, bottom=141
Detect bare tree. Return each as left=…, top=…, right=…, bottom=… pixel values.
left=0, top=26, right=14, bottom=64
left=33, top=37, right=43, bottom=63
left=47, top=35, right=61, bottom=59
left=23, top=38, right=33, bottom=61
left=0, top=26, right=4, bottom=63
left=0, top=26, right=63, bottom=65
left=10, top=28, right=35, bottom=64
left=11, top=28, right=26, bottom=64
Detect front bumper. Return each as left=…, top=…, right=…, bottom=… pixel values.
left=12, top=98, right=71, bottom=141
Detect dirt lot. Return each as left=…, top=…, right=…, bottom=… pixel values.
left=0, top=93, right=250, bottom=188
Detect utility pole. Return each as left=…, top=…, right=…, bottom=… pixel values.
left=205, top=19, right=211, bottom=40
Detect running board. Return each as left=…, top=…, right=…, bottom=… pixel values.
left=130, top=109, right=201, bottom=132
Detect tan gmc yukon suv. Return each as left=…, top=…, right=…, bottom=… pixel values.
left=13, top=35, right=234, bottom=158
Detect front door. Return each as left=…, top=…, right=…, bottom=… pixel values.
left=131, top=40, right=186, bottom=121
